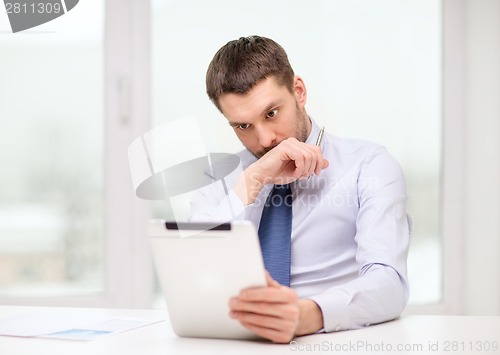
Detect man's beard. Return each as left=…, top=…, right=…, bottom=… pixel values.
left=251, top=105, right=309, bottom=159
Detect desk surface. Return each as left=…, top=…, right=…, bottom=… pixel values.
left=0, top=306, right=499, bottom=355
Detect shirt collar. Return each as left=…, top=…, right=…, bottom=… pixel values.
left=305, top=116, right=323, bottom=149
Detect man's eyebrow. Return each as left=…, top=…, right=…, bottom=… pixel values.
left=227, top=121, right=246, bottom=127
left=260, top=101, right=281, bottom=116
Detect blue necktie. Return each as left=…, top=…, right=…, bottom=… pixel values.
left=258, top=184, right=292, bottom=286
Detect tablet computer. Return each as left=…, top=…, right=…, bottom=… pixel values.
left=148, top=220, right=267, bottom=340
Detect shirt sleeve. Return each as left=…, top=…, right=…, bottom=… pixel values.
left=189, top=177, right=248, bottom=223
left=309, top=146, right=411, bottom=332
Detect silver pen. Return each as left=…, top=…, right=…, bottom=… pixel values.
left=315, top=126, right=325, bottom=147
left=308, top=126, right=325, bottom=180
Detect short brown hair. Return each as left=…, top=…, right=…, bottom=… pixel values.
left=206, top=36, right=295, bottom=112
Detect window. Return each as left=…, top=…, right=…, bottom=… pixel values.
left=0, top=1, right=105, bottom=297
left=0, top=0, right=153, bottom=308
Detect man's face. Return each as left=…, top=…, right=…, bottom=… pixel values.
left=218, top=76, right=311, bottom=159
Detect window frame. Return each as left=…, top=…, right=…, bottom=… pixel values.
left=405, top=0, right=464, bottom=315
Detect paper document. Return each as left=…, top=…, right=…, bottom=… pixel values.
left=0, top=311, right=164, bottom=341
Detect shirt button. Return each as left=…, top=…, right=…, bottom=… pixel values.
left=335, top=325, right=341, bottom=331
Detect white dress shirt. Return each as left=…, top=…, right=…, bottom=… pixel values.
left=190, top=119, right=410, bottom=332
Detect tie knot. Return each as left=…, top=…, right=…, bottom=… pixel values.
left=265, top=184, right=292, bottom=208
left=275, top=184, right=290, bottom=189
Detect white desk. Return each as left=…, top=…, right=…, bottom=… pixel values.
left=0, top=306, right=499, bottom=355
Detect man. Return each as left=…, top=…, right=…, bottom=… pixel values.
left=192, top=35, right=410, bottom=343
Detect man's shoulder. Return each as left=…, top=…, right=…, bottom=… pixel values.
left=327, top=135, right=385, bottom=156
left=324, top=135, right=403, bottom=174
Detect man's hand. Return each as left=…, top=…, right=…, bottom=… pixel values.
left=229, top=272, right=324, bottom=343
left=234, top=138, right=329, bottom=205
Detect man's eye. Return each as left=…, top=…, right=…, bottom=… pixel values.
left=236, top=123, right=250, bottom=130
left=266, top=109, right=278, bottom=118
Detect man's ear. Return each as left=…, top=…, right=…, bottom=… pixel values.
left=293, top=75, right=307, bottom=108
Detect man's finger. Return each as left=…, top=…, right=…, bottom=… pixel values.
left=230, top=301, right=297, bottom=319
left=239, top=321, right=295, bottom=344
left=238, top=285, right=298, bottom=303
left=265, top=271, right=281, bottom=288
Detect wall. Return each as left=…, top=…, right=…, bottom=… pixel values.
left=462, top=0, right=500, bottom=315
left=445, top=0, right=500, bottom=316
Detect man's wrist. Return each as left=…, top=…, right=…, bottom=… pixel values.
left=295, top=299, right=324, bottom=336
left=233, top=165, right=266, bottom=205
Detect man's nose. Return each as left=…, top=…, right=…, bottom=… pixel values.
left=256, top=126, right=277, bottom=148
